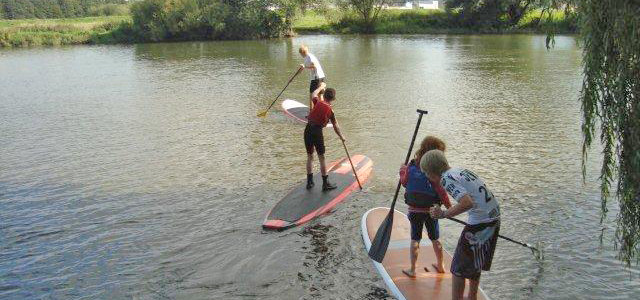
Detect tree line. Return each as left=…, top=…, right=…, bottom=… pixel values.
left=0, top=0, right=128, bottom=19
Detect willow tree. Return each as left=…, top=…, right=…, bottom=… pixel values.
left=579, top=0, right=640, bottom=266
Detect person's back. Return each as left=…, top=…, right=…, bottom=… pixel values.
left=304, top=52, right=325, bottom=82
left=422, top=149, right=502, bottom=300
left=404, top=159, right=441, bottom=209
left=440, top=167, right=500, bottom=225
left=307, top=95, right=333, bottom=127
left=303, top=84, right=345, bottom=191
left=299, top=45, right=326, bottom=106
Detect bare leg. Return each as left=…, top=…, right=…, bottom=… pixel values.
left=452, top=274, right=465, bottom=300
left=318, top=154, right=327, bottom=176
left=403, top=240, right=420, bottom=277
left=467, top=277, right=480, bottom=300
left=307, top=152, right=314, bottom=174
left=432, top=240, right=445, bottom=273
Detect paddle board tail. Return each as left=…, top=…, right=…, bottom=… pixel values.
left=263, top=155, right=373, bottom=230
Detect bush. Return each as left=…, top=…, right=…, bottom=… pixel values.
left=88, top=4, right=130, bottom=16
left=128, top=0, right=288, bottom=42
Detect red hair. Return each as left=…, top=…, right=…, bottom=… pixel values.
left=414, top=136, right=446, bottom=164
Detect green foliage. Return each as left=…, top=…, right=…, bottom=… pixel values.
left=0, top=0, right=127, bottom=19
left=88, top=3, right=129, bottom=16
left=128, top=0, right=289, bottom=42
left=342, top=0, right=388, bottom=32
left=579, top=0, right=640, bottom=266
left=446, top=0, right=536, bottom=29
left=0, top=15, right=129, bottom=47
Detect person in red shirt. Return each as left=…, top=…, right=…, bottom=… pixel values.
left=305, top=82, right=346, bottom=191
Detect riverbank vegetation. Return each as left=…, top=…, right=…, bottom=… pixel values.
left=1, top=0, right=579, bottom=48
left=0, top=0, right=129, bottom=19
left=0, top=16, right=128, bottom=47
left=294, top=8, right=575, bottom=35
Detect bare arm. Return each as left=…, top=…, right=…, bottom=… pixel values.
left=299, top=62, right=316, bottom=70
left=430, top=194, right=474, bottom=219
left=310, top=82, right=326, bottom=110
left=330, top=114, right=345, bottom=141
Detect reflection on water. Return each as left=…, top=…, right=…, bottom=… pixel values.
left=1, top=35, right=638, bottom=299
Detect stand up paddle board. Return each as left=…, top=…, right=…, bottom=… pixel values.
left=361, top=207, right=490, bottom=300
left=282, top=99, right=333, bottom=128
left=263, top=155, right=372, bottom=230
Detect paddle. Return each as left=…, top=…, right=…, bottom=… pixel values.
left=445, top=217, right=542, bottom=259
left=257, top=66, right=303, bottom=118
left=341, top=140, right=362, bottom=190
left=368, top=109, right=428, bottom=263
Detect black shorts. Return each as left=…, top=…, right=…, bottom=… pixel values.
left=309, top=78, right=325, bottom=94
left=408, top=212, right=440, bottom=241
left=304, top=123, right=325, bottom=155
left=450, top=220, right=500, bottom=280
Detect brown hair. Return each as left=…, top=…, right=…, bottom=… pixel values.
left=414, top=136, right=446, bottom=165
left=324, top=88, right=336, bottom=101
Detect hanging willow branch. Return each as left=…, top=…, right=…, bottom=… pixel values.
left=579, top=0, right=640, bottom=266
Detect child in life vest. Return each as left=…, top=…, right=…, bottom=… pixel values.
left=399, top=136, right=452, bottom=277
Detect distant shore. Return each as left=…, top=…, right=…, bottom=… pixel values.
left=0, top=10, right=576, bottom=48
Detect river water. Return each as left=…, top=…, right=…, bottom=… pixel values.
left=1, top=35, right=638, bottom=299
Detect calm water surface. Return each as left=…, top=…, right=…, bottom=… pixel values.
left=1, top=35, right=638, bottom=299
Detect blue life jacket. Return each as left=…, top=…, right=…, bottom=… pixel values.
left=404, top=160, right=441, bottom=208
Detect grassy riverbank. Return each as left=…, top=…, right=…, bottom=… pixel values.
left=293, top=9, right=576, bottom=35
left=0, top=16, right=130, bottom=47
left=0, top=9, right=575, bottom=48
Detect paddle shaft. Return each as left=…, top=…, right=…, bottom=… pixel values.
left=390, top=109, right=428, bottom=211
left=368, top=109, right=428, bottom=262
left=446, top=217, right=539, bottom=252
left=341, top=140, right=362, bottom=190
left=261, top=67, right=302, bottom=115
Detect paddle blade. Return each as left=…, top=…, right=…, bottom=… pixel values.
left=257, top=110, right=268, bottom=118
left=368, top=211, right=394, bottom=263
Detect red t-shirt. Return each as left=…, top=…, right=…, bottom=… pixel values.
left=308, top=96, right=333, bottom=127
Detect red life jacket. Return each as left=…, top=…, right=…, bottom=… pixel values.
left=308, top=97, right=333, bottom=127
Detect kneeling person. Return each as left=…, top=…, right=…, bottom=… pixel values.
left=422, top=150, right=501, bottom=300
left=304, top=82, right=346, bottom=191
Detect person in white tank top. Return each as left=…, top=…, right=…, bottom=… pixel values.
left=420, top=149, right=501, bottom=300
left=298, top=45, right=326, bottom=107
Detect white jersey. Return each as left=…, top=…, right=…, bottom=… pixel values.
left=304, top=53, right=325, bottom=80
left=441, top=167, right=500, bottom=225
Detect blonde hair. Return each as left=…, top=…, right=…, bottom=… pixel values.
left=299, top=45, right=308, bottom=55
left=414, top=136, right=446, bottom=165
left=420, top=149, right=449, bottom=177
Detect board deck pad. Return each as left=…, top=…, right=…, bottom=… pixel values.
left=282, top=99, right=332, bottom=127
left=263, top=155, right=372, bottom=230
left=361, top=207, right=490, bottom=300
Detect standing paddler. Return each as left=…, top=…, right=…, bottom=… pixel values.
left=304, top=82, right=346, bottom=191
left=298, top=45, right=326, bottom=107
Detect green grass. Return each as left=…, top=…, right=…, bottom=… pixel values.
left=0, top=16, right=131, bottom=47
left=292, top=10, right=329, bottom=31
left=292, top=9, right=576, bottom=35
left=0, top=9, right=576, bottom=48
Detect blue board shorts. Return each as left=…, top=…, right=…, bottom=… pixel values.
left=408, top=212, right=439, bottom=241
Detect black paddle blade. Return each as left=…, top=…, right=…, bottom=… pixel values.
left=368, top=211, right=394, bottom=263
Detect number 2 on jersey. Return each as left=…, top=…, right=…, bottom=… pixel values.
left=478, top=185, right=494, bottom=203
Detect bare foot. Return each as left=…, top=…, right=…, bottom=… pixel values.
left=402, top=269, right=416, bottom=278
left=432, top=263, right=445, bottom=273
